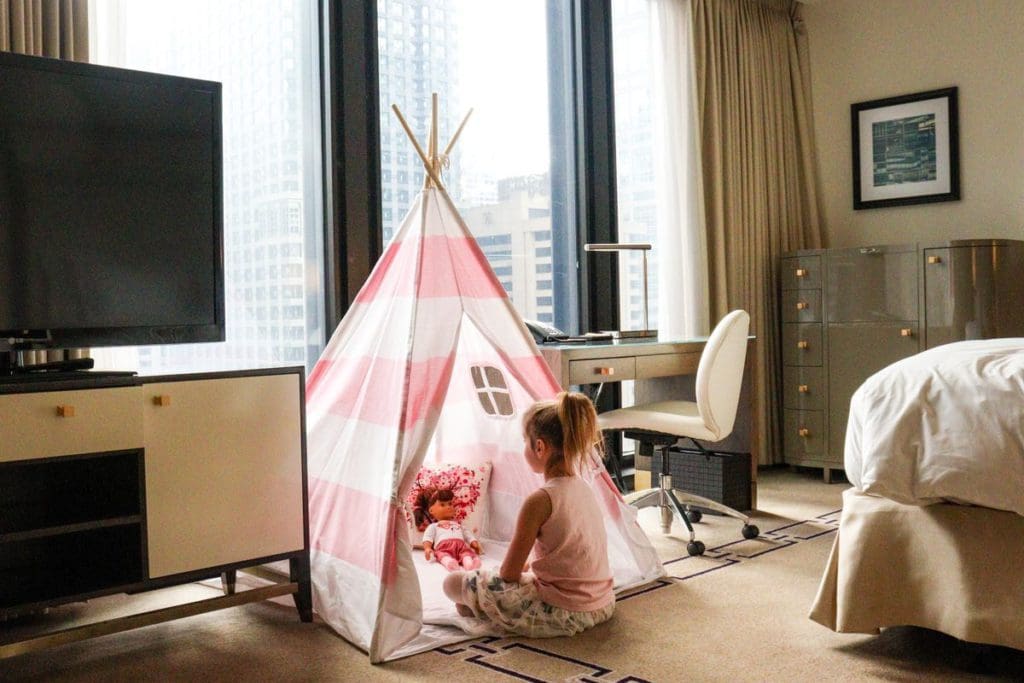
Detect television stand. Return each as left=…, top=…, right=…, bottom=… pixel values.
left=0, top=367, right=311, bottom=658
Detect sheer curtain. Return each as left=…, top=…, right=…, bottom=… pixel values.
left=692, top=0, right=824, bottom=464
left=650, top=0, right=708, bottom=340
left=2, top=0, right=89, bottom=366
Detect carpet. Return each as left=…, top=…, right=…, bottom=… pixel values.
left=3, top=468, right=1022, bottom=682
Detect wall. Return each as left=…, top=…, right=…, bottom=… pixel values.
left=802, top=0, right=1024, bottom=248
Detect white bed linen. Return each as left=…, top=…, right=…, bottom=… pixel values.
left=844, top=338, right=1024, bottom=515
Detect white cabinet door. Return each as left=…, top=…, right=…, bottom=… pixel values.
left=143, top=372, right=305, bottom=578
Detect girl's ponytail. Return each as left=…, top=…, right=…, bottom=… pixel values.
left=556, top=391, right=602, bottom=474
left=523, top=391, right=602, bottom=475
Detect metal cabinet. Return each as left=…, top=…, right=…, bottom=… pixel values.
left=922, top=243, right=1024, bottom=348
left=780, top=239, right=1024, bottom=482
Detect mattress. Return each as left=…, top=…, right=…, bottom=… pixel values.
left=809, top=488, right=1024, bottom=651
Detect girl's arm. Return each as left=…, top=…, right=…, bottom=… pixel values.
left=499, top=489, right=552, bottom=583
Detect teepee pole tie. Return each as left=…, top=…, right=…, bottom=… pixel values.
left=391, top=103, right=446, bottom=192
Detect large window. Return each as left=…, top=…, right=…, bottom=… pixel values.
left=376, top=0, right=572, bottom=327
left=89, top=0, right=325, bottom=373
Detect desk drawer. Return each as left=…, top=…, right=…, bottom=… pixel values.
left=0, top=386, right=144, bottom=463
left=569, top=357, right=636, bottom=384
left=636, top=352, right=701, bottom=379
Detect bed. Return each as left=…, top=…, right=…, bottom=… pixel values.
left=809, top=338, right=1024, bottom=651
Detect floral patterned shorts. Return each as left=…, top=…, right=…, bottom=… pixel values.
left=458, top=568, right=615, bottom=638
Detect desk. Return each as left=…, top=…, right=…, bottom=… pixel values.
left=539, top=336, right=758, bottom=509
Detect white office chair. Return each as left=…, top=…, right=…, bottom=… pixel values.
left=598, top=309, right=759, bottom=556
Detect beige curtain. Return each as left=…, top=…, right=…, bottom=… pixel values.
left=3, top=0, right=89, bottom=365
left=692, top=0, right=823, bottom=465
left=2, top=0, right=89, bottom=60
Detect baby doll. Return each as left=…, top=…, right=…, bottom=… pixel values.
left=422, top=489, right=482, bottom=571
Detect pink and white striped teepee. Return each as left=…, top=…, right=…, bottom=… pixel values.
left=304, top=99, right=663, bottom=662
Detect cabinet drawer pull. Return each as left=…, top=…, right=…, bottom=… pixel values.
left=798, top=384, right=809, bottom=393
left=798, top=427, right=810, bottom=438
left=153, top=395, right=172, bottom=407
left=796, top=301, right=808, bottom=311
left=927, top=255, right=942, bottom=264
left=56, top=405, right=76, bottom=418
left=797, top=340, right=809, bottom=349
left=596, top=367, right=615, bottom=376
left=795, top=268, right=808, bottom=277
left=900, top=328, right=913, bottom=337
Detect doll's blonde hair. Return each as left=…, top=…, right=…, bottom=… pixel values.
left=523, top=391, right=602, bottom=475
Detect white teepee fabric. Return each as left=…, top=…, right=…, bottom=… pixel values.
left=305, top=187, right=663, bottom=662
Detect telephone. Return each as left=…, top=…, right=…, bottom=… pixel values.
left=524, top=319, right=568, bottom=344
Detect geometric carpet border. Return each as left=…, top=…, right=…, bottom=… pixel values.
left=431, top=510, right=841, bottom=682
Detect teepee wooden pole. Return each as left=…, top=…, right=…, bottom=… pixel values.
left=423, top=95, right=436, bottom=190
left=443, top=108, right=473, bottom=158
left=430, top=94, right=438, bottom=160
left=391, top=103, right=446, bottom=191
left=429, top=93, right=440, bottom=188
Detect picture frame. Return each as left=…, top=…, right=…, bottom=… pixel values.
left=851, top=87, right=959, bottom=210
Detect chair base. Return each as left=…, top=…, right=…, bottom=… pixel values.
left=626, top=462, right=760, bottom=557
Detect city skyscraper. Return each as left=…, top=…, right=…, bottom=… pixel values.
left=89, top=0, right=324, bottom=374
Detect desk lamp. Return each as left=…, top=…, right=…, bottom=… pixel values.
left=584, top=242, right=657, bottom=338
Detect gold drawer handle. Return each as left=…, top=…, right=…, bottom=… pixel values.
left=798, top=427, right=810, bottom=438
left=795, top=268, right=808, bottom=277
left=153, top=395, right=172, bottom=407
left=797, top=340, right=809, bottom=349
left=798, top=384, right=809, bottom=393
left=900, top=328, right=913, bottom=337
left=927, top=255, right=942, bottom=264
left=57, top=405, right=76, bottom=418
left=596, top=367, right=615, bottom=376
left=796, top=301, right=808, bottom=311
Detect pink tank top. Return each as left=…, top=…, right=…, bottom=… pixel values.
left=530, top=475, right=614, bottom=612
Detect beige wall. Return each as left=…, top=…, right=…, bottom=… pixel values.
left=802, top=0, right=1024, bottom=248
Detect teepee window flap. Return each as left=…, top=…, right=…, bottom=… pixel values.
left=470, top=364, right=514, bottom=417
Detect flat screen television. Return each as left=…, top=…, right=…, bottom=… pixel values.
left=0, top=51, right=224, bottom=357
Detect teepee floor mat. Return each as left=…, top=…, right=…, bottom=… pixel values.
left=417, top=539, right=509, bottom=628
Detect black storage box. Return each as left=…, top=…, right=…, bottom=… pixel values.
left=651, top=447, right=751, bottom=512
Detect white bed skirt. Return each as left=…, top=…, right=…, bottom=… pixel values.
left=809, top=488, right=1024, bottom=651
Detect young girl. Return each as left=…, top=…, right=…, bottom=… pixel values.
left=442, top=391, right=615, bottom=637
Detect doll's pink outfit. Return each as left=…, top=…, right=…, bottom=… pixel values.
left=423, top=520, right=481, bottom=570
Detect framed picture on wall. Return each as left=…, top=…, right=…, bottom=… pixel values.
left=851, top=87, right=960, bottom=210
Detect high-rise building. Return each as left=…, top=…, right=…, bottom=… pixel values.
left=377, top=1, right=557, bottom=324
left=90, top=1, right=323, bottom=373
left=462, top=173, right=554, bottom=323
left=378, top=0, right=462, bottom=243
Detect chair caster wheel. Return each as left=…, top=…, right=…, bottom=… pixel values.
left=685, top=509, right=703, bottom=523
left=686, top=540, right=706, bottom=556
left=741, top=524, right=759, bottom=539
